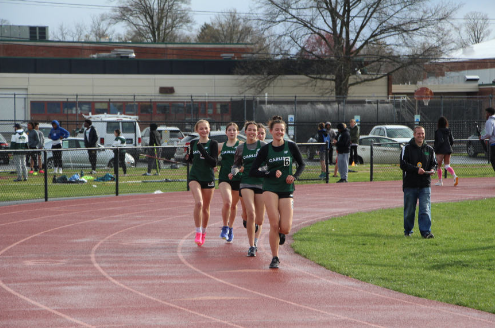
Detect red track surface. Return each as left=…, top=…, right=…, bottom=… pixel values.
left=1, top=178, right=495, bottom=328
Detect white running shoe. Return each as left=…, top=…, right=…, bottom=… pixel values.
left=59, top=168, right=62, bottom=174
left=435, top=180, right=443, bottom=186
left=53, top=167, right=58, bottom=174
left=453, top=175, right=459, bottom=186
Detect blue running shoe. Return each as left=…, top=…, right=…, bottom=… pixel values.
left=220, top=226, right=229, bottom=239
left=226, top=228, right=234, bottom=243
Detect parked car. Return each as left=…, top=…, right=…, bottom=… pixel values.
left=357, top=136, right=403, bottom=164
left=369, top=125, right=413, bottom=143
left=43, top=137, right=135, bottom=170
left=141, top=125, right=184, bottom=159
left=174, top=131, right=247, bottom=162
left=0, top=133, right=9, bottom=164
left=466, top=129, right=489, bottom=157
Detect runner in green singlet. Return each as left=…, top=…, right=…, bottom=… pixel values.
left=250, top=116, right=305, bottom=269
left=230, top=122, right=266, bottom=257
left=186, top=120, right=218, bottom=247
left=217, top=122, right=243, bottom=243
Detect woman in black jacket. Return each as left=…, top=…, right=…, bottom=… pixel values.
left=433, top=116, right=458, bottom=186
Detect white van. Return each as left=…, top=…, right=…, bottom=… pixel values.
left=77, top=113, right=142, bottom=161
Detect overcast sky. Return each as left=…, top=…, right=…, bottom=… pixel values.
left=0, top=0, right=254, bottom=37
left=1, top=0, right=495, bottom=41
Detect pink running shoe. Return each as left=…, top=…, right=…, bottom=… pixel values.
left=194, top=232, right=203, bottom=246
left=199, top=233, right=206, bottom=246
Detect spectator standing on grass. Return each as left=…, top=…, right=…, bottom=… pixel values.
left=480, top=107, right=495, bottom=172
left=316, top=122, right=328, bottom=179
left=400, top=126, right=436, bottom=239
left=34, top=122, right=45, bottom=174
left=434, top=116, right=458, bottom=186
left=49, top=120, right=69, bottom=174
left=26, top=122, right=39, bottom=174
left=349, top=119, right=360, bottom=165
left=11, top=123, right=28, bottom=182
left=333, top=123, right=350, bottom=183
left=112, top=129, right=127, bottom=177
left=143, top=123, right=162, bottom=176
left=325, top=122, right=336, bottom=165
left=83, top=119, right=98, bottom=174
left=186, top=120, right=218, bottom=247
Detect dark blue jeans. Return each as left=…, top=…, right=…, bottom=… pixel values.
left=403, top=187, right=431, bottom=235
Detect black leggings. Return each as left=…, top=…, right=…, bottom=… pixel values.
left=113, top=150, right=127, bottom=175
left=52, top=143, right=62, bottom=168
left=88, top=149, right=97, bottom=171
left=349, top=145, right=358, bottom=164
left=490, top=144, right=495, bottom=172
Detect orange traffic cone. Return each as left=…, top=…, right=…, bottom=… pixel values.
left=351, top=161, right=355, bottom=166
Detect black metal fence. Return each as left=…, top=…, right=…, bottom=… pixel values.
left=1, top=140, right=493, bottom=203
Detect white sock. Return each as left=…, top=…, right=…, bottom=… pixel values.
left=254, top=238, right=259, bottom=246
left=195, top=227, right=201, bottom=233
left=201, top=227, right=207, bottom=233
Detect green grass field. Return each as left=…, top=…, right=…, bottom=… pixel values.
left=292, top=199, right=495, bottom=314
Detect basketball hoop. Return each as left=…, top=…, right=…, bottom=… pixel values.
left=414, top=87, right=434, bottom=107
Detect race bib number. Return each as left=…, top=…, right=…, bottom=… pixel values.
left=284, top=157, right=290, bottom=166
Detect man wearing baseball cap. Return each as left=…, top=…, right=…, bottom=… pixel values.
left=11, top=123, right=29, bottom=181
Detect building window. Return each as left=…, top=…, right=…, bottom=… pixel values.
left=110, top=102, right=123, bottom=114
left=172, top=103, right=185, bottom=114
left=63, top=102, right=77, bottom=114
left=207, top=103, right=213, bottom=115
left=126, top=103, right=137, bottom=114
left=47, top=102, right=61, bottom=114
left=157, top=103, right=170, bottom=114
left=95, top=102, right=108, bottom=114
left=31, top=102, right=45, bottom=114
left=140, top=103, right=152, bottom=114
left=78, top=102, right=91, bottom=114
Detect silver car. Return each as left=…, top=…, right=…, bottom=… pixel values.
left=43, top=137, right=135, bottom=169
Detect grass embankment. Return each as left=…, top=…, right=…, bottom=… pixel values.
left=292, top=199, right=495, bottom=314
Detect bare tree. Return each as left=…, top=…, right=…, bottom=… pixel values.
left=456, top=11, right=492, bottom=48
left=71, top=22, right=88, bottom=42
left=89, top=13, right=114, bottom=41
left=111, top=0, right=193, bottom=43
left=196, top=9, right=269, bottom=56
left=0, top=18, right=11, bottom=25
left=244, top=0, right=460, bottom=96
left=51, top=23, right=72, bottom=41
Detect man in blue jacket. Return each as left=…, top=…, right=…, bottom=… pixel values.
left=400, top=126, right=437, bottom=239
left=49, top=120, right=70, bottom=174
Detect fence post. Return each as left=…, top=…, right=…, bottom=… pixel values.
left=115, top=147, right=119, bottom=196
left=44, top=150, right=48, bottom=201
left=294, top=95, right=297, bottom=142
left=370, top=142, right=374, bottom=182
left=244, top=95, right=246, bottom=122
left=325, top=145, right=329, bottom=183
left=441, top=95, right=444, bottom=117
